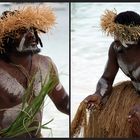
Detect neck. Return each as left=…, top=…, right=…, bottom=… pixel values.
left=8, top=52, right=33, bottom=67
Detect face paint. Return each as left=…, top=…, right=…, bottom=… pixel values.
left=99, top=78, right=108, bottom=96
left=2, top=103, right=22, bottom=128
left=121, top=40, right=138, bottom=48
left=16, top=29, right=40, bottom=54
left=2, top=103, right=29, bottom=128
left=55, top=83, right=62, bottom=91
left=33, top=71, right=42, bottom=96
left=0, top=69, right=25, bottom=98
left=17, top=33, right=26, bottom=52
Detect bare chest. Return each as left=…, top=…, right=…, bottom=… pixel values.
left=117, top=58, right=140, bottom=79
left=0, top=66, right=28, bottom=99
left=0, top=62, right=48, bottom=99
left=0, top=60, right=48, bottom=128
left=116, top=46, right=140, bottom=81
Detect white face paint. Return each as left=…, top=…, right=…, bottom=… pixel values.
left=16, top=30, right=40, bottom=53
left=0, top=69, right=25, bottom=98
left=99, top=78, right=108, bottom=96
left=115, top=35, right=138, bottom=48
left=121, top=41, right=129, bottom=48
left=17, top=33, right=26, bottom=52
left=121, top=40, right=138, bottom=48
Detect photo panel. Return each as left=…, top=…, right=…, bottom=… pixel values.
left=0, top=2, right=69, bottom=138
left=71, top=2, right=140, bottom=138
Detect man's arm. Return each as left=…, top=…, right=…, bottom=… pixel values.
left=48, top=85, right=69, bottom=115
left=47, top=57, right=69, bottom=115
left=84, top=42, right=119, bottom=108
left=95, top=42, right=119, bottom=97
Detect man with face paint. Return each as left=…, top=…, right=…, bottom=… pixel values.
left=83, top=10, right=140, bottom=137
left=0, top=7, right=69, bottom=138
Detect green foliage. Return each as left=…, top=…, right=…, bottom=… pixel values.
left=0, top=69, right=58, bottom=138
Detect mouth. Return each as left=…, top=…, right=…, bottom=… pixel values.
left=22, top=46, right=39, bottom=51
left=30, top=39, right=38, bottom=47
left=30, top=41, right=37, bottom=46
left=17, top=37, right=39, bottom=52
left=17, top=45, right=40, bottom=52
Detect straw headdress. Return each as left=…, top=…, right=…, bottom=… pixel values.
left=0, top=5, right=56, bottom=52
left=100, top=9, right=140, bottom=42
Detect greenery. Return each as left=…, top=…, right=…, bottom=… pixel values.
left=0, top=69, right=58, bottom=138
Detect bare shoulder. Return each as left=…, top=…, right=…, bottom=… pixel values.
left=110, top=41, right=117, bottom=50
left=33, top=54, right=51, bottom=61
left=32, top=54, right=56, bottom=70
left=32, top=54, right=59, bottom=78
left=108, top=41, right=119, bottom=56
left=33, top=54, right=53, bottom=63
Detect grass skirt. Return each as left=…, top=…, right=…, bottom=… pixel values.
left=71, top=81, right=140, bottom=138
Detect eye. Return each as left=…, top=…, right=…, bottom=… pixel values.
left=19, top=28, right=27, bottom=34
left=15, top=27, right=27, bottom=35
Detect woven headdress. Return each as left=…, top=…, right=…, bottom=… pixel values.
left=100, top=10, right=140, bottom=42
left=0, top=5, right=56, bottom=52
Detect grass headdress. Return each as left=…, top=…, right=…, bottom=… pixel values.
left=100, top=10, right=140, bottom=42
left=0, top=5, right=56, bottom=52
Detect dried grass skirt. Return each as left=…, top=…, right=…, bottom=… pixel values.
left=71, top=81, right=140, bottom=138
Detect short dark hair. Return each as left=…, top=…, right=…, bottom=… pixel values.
left=114, top=11, right=140, bottom=26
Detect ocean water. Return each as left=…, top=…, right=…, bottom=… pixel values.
left=71, top=3, right=140, bottom=120
left=0, top=3, right=69, bottom=138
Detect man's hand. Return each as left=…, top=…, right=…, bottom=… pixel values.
left=128, top=104, right=140, bottom=137
left=83, top=93, right=102, bottom=110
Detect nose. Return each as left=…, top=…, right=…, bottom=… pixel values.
left=23, top=29, right=37, bottom=46
left=26, top=30, right=35, bottom=39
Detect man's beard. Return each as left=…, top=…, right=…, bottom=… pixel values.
left=16, top=46, right=41, bottom=56
left=15, top=47, right=41, bottom=55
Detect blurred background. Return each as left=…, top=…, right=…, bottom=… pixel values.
left=71, top=3, right=140, bottom=120
left=0, top=2, right=69, bottom=138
